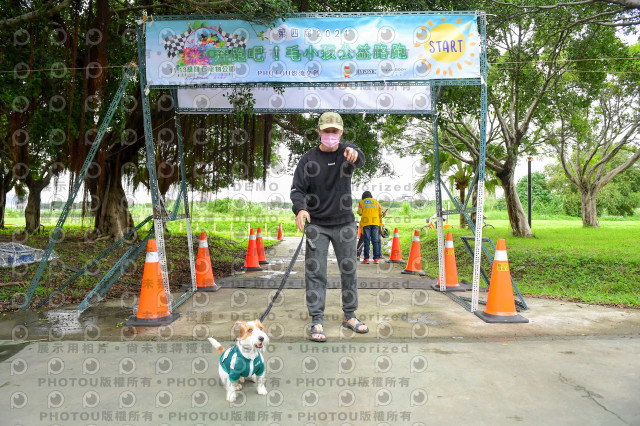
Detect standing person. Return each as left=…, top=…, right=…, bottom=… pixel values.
left=357, top=191, right=383, bottom=264
left=290, top=112, right=369, bottom=342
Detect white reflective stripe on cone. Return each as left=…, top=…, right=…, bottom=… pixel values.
left=412, top=236, right=420, bottom=242
left=146, top=251, right=159, bottom=263
left=199, top=239, right=208, bottom=248
left=494, top=250, right=508, bottom=261
left=445, top=241, right=454, bottom=248
left=394, top=233, right=399, bottom=237
left=257, top=233, right=262, bottom=238
left=249, top=235, right=256, bottom=240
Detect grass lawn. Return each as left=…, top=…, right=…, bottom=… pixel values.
left=388, top=215, right=640, bottom=308
left=2, top=202, right=639, bottom=308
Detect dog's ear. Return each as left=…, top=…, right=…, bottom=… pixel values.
left=233, top=321, right=247, bottom=339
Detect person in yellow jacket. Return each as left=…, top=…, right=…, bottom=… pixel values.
left=357, top=191, right=383, bottom=264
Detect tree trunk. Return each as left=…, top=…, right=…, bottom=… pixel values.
left=0, top=186, right=7, bottom=229
left=25, top=184, right=44, bottom=233
left=581, top=190, right=599, bottom=227
left=498, top=169, right=533, bottom=237
left=459, top=186, right=466, bottom=229
left=0, top=171, right=11, bottom=229
left=89, top=167, right=136, bottom=240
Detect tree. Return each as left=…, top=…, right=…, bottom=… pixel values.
left=545, top=159, right=640, bottom=216
left=543, top=80, right=640, bottom=226
left=384, top=1, right=631, bottom=236
left=0, top=0, right=70, bottom=233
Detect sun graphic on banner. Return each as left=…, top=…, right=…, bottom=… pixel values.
left=414, top=17, right=479, bottom=77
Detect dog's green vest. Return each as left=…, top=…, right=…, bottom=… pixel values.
left=220, top=346, right=265, bottom=382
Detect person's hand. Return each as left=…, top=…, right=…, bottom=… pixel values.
left=296, top=210, right=310, bottom=232
left=344, top=147, right=358, bottom=163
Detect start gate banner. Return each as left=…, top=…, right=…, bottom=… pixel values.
left=144, top=13, right=481, bottom=86
left=175, top=85, right=432, bottom=113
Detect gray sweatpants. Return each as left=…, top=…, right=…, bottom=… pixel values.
left=304, top=221, right=359, bottom=326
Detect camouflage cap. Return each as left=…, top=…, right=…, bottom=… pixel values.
left=318, top=112, right=344, bottom=131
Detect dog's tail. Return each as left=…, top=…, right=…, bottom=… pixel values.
left=207, top=337, right=225, bottom=355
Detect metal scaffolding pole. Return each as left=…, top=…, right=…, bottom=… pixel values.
left=136, top=21, right=173, bottom=312
left=20, top=63, right=137, bottom=310
left=471, top=12, right=489, bottom=312
left=431, top=85, right=447, bottom=293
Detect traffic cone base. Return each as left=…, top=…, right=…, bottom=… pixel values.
left=431, top=281, right=470, bottom=292
left=402, top=269, right=426, bottom=276
left=475, top=238, right=528, bottom=324
left=125, top=239, right=180, bottom=327
left=197, top=285, right=220, bottom=292
left=125, top=312, right=181, bottom=326
left=475, top=311, right=529, bottom=323
left=388, top=259, right=405, bottom=264
left=243, top=265, right=263, bottom=272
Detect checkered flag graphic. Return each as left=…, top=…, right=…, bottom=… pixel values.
left=163, top=32, right=190, bottom=58
left=217, top=25, right=247, bottom=49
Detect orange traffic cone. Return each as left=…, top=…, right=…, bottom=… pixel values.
left=431, top=232, right=470, bottom=292
left=243, top=229, right=263, bottom=272
left=277, top=223, right=283, bottom=240
left=402, top=230, right=425, bottom=276
left=388, top=228, right=404, bottom=264
left=126, top=239, right=180, bottom=326
left=256, top=227, right=269, bottom=265
left=475, top=239, right=528, bottom=323
left=195, top=232, right=219, bottom=292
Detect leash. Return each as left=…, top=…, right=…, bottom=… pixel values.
left=259, top=221, right=315, bottom=323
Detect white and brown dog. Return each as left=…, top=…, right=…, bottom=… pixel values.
left=208, top=320, right=269, bottom=402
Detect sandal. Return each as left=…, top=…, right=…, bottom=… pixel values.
left=308, top=324, right=327, bottom=343
left=342, top=318, right=369, bottom=334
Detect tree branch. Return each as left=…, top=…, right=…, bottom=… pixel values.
left=0, top=0, right=70, bottom=30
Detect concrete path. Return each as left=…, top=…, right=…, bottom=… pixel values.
left=1, top=338, right=638, bottom=425
left=1, top=237, right=639, bottom=425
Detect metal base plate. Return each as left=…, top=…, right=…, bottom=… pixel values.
left=474, top=311, right=529, bottom=323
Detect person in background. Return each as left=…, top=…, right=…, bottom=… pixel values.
left=357, top=191, right=383, bottom=264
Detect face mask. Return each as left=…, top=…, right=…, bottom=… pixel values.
left=320, top=132, right=340, bottom=149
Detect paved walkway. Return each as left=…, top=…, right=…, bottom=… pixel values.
left=1, top=237, right=639, bottom=424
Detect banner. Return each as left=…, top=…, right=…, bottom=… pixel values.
left=145, top=13, right=481, bottom=86
left=176, top=85, right=432, bottom=113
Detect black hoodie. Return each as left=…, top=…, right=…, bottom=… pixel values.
left=290, top=143, right=365, bottom=226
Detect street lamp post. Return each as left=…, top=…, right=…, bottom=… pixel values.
left=527, top=157, right=532, bottom=229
